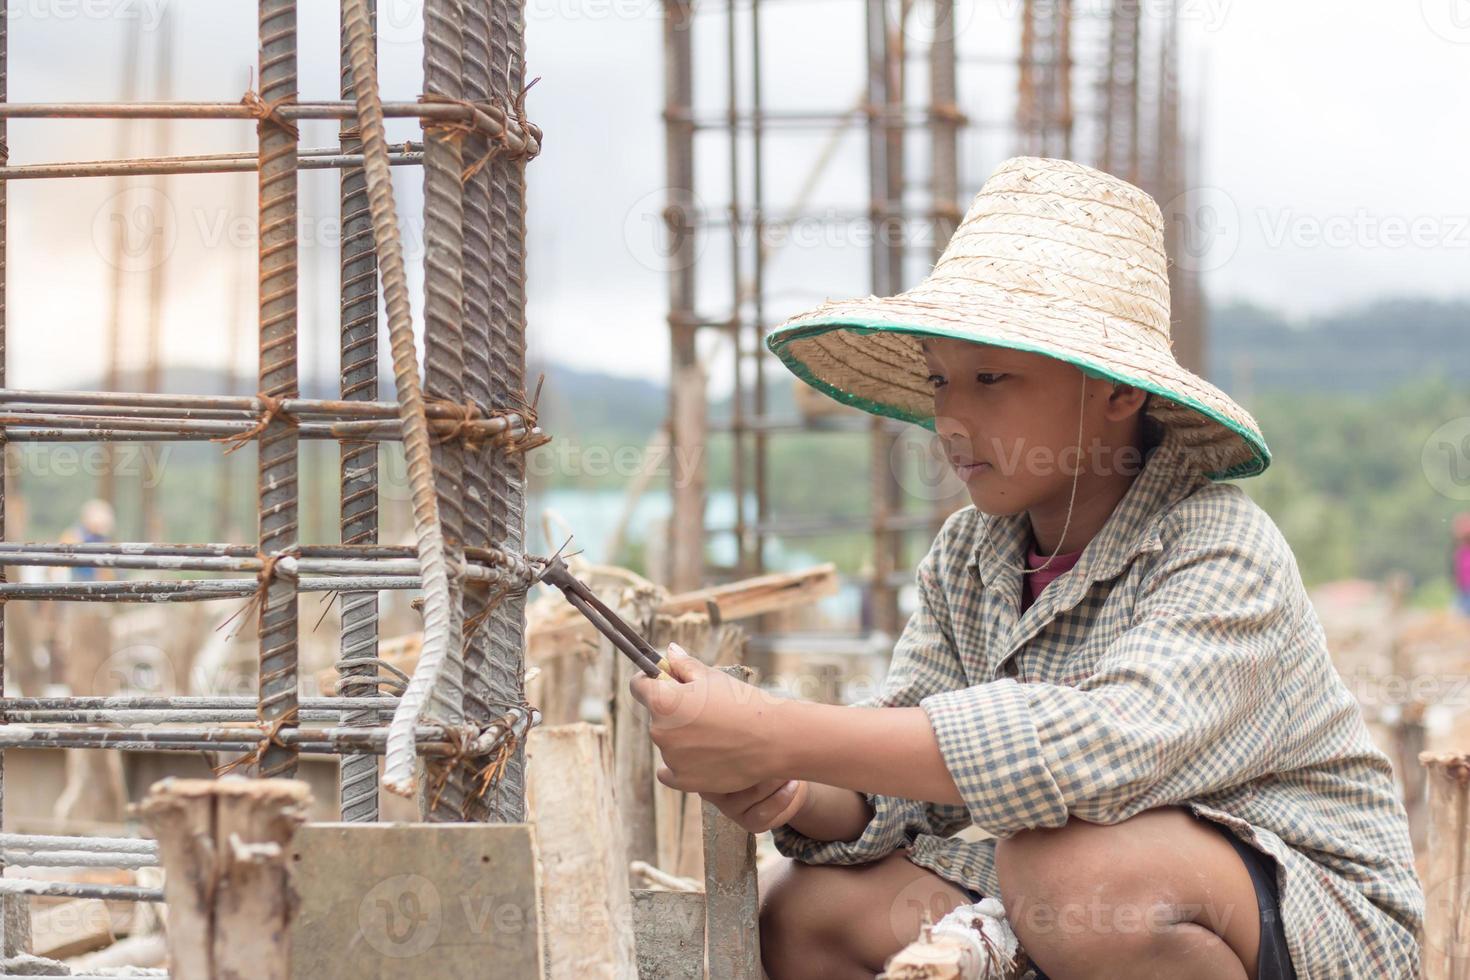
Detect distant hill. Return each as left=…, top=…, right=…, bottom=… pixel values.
left=1208, top=298, right=1470, bottom=395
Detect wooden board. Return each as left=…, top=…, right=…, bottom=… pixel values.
left=631, top=889, right=705, bottom=980
left=288, top=823, right=543, bottom=980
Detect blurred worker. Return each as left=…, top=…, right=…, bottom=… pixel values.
left=60, top=498, right=116, bottom=582
left=1453, top=513, right=1470, bottom=616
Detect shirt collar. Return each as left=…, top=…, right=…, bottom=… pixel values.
left=968, top=426, right=1209, bottom=594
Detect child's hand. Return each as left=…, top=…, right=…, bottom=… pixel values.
left=627, top=642, right=787, bottom=794
left=701, top=778, right=808, bottom=834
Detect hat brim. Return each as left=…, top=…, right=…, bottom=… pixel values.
left=766, top=307, right=1270, bottom=481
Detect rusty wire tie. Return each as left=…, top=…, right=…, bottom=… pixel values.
left=215, top=546, right=301, bottom=641
left=210, top=705, right=301, bottom=778
left=210, top=392, right=299, bottom=456
left=240, top=80, right=300, bottom=139
left=418, top=76, right=543, bottom=183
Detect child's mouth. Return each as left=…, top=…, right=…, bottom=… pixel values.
left=952, top=459, right=992, bottom=479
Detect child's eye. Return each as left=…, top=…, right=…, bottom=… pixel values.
left=976, top=372, right=1008, bottom=385
left=926, top=374, right=946, bottom=389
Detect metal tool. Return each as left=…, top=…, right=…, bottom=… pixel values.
left=535, top=555, right=672, bottom=680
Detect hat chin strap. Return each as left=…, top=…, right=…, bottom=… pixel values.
left=981, top=370, right=1087, bottom=575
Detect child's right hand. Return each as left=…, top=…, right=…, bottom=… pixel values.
left=701, top=778, right=809, bottom=834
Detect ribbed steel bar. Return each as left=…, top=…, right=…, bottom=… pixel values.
left=0, top=0, right=9, bottom=916
left=0, top=102, right=540, bottom=156
left=0, top=410, right=531, bottom=443
left=1, top=834, right=157, bottom=854
left=0, top=388, right=512, bottom=417
left=420, top=0, right=470, bottom=823
left=256, top=0, right=301, bottom=781
left=2, top=696, right=396, bottom=713
left=341, top=0, right=457, bottom=799
left=4, top=707, right=396, bottom=724
left=0, top=576, right=421, bottom=601
left=479, top=0, right=533, bottom=823
left=339, top=0, right=380, bottom=824
left=457, top=0, right=497, bottom=825
left=0, top=879, right=162, bottom=902
left=0, top=144, right=422, bottom=180
left=0, top=725, right=467, bottom=753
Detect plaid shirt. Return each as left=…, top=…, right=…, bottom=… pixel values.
left=772, top=431, right=1423, bottom=979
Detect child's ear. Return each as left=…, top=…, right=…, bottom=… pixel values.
left=1105, top=383, right=1150, bottom=421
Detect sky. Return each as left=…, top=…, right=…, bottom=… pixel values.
left=4, top=0, right=1468, bottom=394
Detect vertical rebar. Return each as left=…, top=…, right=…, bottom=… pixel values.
left=256, top=0, right=301, bottom=780
left=0, top=0, right=9, bottom=907
left=865, top=0, right=903, bottom=637
left=478, top=0, right=533, bottom=823
left=340, top=0, right=456, bottom=801
left=140, top=9, right=173, bottom=542
left=458, top=0, right=501, bottom=822
left=421, top=0, right=469, bottom=822
left=338, top=0, right=380, bottom=823
left=664, top=0, right=702, bottom=595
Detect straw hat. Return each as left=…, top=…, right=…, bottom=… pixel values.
left=765, top=156, right=1270, bottom=480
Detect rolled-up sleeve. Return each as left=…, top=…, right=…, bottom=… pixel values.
left=920, top=540, right=1292, bottom=836
left=772, top=519, right=973, bottom=864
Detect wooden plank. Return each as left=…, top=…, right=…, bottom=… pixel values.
left=288, top=824, right=543, bottom=979
left=1422, top=752, right=1470, bottom=980
left=631, top=889, right=704, bottom=980
left=658, top=564, right=838, bottom=621
left=526, top=723, right=639, bottom=979
left=702, top=664, right=760, bottom=980
left=141, top=777, right=310, bottom=980
left=30, top=898, right=115, bottom=960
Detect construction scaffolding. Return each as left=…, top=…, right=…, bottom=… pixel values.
left=0, top=0, right=549, bottom=966
left=663, top=0, right=1207, bottom=675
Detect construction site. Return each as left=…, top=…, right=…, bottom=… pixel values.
left=0, top=1, right=1464, bottom=978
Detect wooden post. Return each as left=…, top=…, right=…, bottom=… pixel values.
left=525, top=723, right=639, bottom=979
left=702, top=665, right=760, bottom=980
left=1421, top=752, right=1470, bottom=980
left=141, top=777, right=310, bottom=980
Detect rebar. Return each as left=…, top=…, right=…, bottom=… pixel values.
left=420, top=0, right=471, bottom=822
left=256, top=0, right=300, bottom=780
left=339, top=0, right=380, bottom=824
left=479, top=0, right=534, bottom=824
left=341, top=0, right=458, bottom=799
left=0, top=144, right=422, bottom=180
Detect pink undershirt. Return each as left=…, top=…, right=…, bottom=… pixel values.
left=1020, top=542, right=1085, bottom=613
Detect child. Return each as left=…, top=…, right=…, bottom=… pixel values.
left=630, top=157, right=1422, bottom=979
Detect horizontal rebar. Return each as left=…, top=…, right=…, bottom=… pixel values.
left=2, top=696, right=395, bottom=712
left=0, top=878, right=163, bottom=902
left=0, top=143, right=422, bottom=180
left=3, top=849, right=156, bottom=868
left=0, top=724, right=470, bottom=755
left=0, top=833, right=157, bottom=854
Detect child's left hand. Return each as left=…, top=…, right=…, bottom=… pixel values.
left=627, top=642, right=787, bottom=794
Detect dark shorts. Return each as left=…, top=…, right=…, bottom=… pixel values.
left=962, top=817, right=1296, bottom=980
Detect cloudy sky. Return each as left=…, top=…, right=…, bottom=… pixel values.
left=5, top=0, right=1467, bottom=393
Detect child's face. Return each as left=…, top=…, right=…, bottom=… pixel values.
left=920, top=336, right=1146, bottom=517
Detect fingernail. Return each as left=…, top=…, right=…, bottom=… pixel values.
left=669, top=642, right=689, bottom=658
